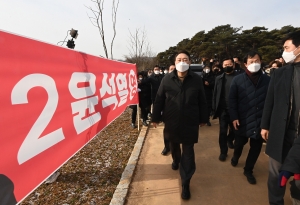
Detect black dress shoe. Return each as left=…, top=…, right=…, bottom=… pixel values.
left=171, top=161, right=179, bottom=170
left=131, top=123, right=137, bottom=128
left=218, top=153, right=227, bottom=161
left=142, top=121, right=148, bottom=126
left=181, top=185, right=191, bottom=200
left=207, top=121, right=211, bottom=126
left=227, top=141, right=234, bottom=149
left=161, top=147, right=170, bottom=155
left=231, top=157, right=238, bottom=167
left=244, top=172, right=256, bottom=184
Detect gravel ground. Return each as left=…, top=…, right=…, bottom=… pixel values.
left=20, top=108, right=140, bottom=205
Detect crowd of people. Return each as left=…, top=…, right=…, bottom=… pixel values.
left=130, top=30, right=300, bottom=204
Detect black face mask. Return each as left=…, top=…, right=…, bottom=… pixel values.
left=213, top=69, right=219, bottom=73
left=224, top=66, right=234, bottom=73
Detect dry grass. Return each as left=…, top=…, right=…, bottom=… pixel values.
left=20, top=108, right=140, bottom=205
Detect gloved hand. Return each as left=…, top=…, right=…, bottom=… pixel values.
left=278, top=171, right=293, bottom=187
left=294, top=173, right=300, bottom=180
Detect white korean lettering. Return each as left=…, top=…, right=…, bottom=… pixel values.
left=69, top=72, right=96, bottom=99
left=71, top=96, right=101, bottom=134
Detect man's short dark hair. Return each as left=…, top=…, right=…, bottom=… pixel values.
left=222, top=57, right=234, bottom=64
left=243, top=51, right=262, bottom=63
left=282, top=30, right=300, bottom=47
left=174, top=50, right=191, bottom=61
left=154, top=65, right=160, bottom=69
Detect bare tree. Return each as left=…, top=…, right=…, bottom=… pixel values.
left=124, top=27, right=157, bottom=70
left=110, top=0, right=119, bottom=59
left=86, top=0, right=119, bottom=59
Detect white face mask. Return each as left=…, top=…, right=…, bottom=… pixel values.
left=176, top=62, right=189, bottom=72
left=204, top=69, right=210, bottom=73
left=282, top=47, right=300, bottom=63
left=154, top=70, right=160, bottom=75
left=139, top=78, right=143, bottom=80
left=247, top=63, right=261, bottom=73
left=164, top=70, right=168, bottom=74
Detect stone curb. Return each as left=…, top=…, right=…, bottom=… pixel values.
left=109, top=125, right=149, bottom=205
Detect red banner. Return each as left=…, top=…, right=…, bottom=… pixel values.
left=0, top=30, right=139, bottom=204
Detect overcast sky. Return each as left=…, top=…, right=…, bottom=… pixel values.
left=1, top=0, right=299, bottom=60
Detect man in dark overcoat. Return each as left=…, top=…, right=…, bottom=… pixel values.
left=279, top=136, right=300, bottom=205
left=212, top=57, right=239, bottom=162
left=152, top=51, right=208, bottom=200
left=202, top=66, right=215, bottom=126
left=229, top=51, right=270, bottom=184
left=261, top=30, right=300, bottom=205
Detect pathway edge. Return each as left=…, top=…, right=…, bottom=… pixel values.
left=109, top=125, right=149, bottom=205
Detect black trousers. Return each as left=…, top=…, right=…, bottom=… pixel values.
left=131, top=105, right=147, bottom=124
left=207, top=101, right=212, bottom=122
left=170, top=142, right=195, bottom=186
left=233, top=135, right=263, bottom=173
left=164, top=137, right=170, bottom=149
left=218, top=110, right=235, bottom=154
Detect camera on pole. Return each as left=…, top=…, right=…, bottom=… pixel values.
left=66, top=29, right=78, bottom=49
left=57, top=28, right=78, bottom=49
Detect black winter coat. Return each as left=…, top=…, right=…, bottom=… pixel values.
left=202, top=72, right=215, bottom=105
left=261, top=64, right=296, bottom=163
left=152, top=70, right=208, bottom=144
left=138, top=80, right=152, bottom=108
left=281, top=136, right=300, bottom=173
left=229, top=72, right=270, bottom=139
left=212, top=72, right=238, bottom=119
left=143, top=74, right=164, bottom=101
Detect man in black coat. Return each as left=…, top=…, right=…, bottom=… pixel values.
left=202, top=66, right=215, bottom=126
left=152, top=51, right=208, bottom=200
left=279, top=136, right=300, bottom=205
left=146, top=65, right=164, bottom=104
left=233, top=56, right=245, bottom=74
left=212, top=57, right=239, bottom=162
left=229, top=51, right=270, bottom=184
left=261, top=30, right=300, bottom=204
left=0, top=174, right=17, bottom=205
left=142, top=66, right=167, bottom=153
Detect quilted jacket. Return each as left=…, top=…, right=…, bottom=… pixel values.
left=229, top=72, right=270, bottom=139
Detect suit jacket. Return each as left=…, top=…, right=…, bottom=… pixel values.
left=261, top=64, right=294, bottom=163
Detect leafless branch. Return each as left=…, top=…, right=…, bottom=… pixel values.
left=126, top=27, right=155, bottom=70
left=86, top=0, right=109, bottom=58
left=110, top=0, right=119, bottom=59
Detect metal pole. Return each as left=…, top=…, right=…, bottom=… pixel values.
left=137, top=104, right=140, bottom=130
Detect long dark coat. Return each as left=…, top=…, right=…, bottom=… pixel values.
left=261, top=64, right=295, bottom=163
left=152, top=70, right=208, bottom=144
left=143, top=73, right=164, bottom=102
left=202, top=72, right=215, bottom=106
left=138, top=80, right=152, bottom=108
left=281, top=136, right=300, bottom=173
left=229, top=72, right=270, bottom=139
left=212, top=73, right=238, bottom=119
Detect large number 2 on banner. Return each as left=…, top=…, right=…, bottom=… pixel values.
left=11, top=74, right=65, bottom=165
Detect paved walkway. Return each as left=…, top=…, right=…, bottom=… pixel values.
left=125, top=119, right=290, bottom=205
